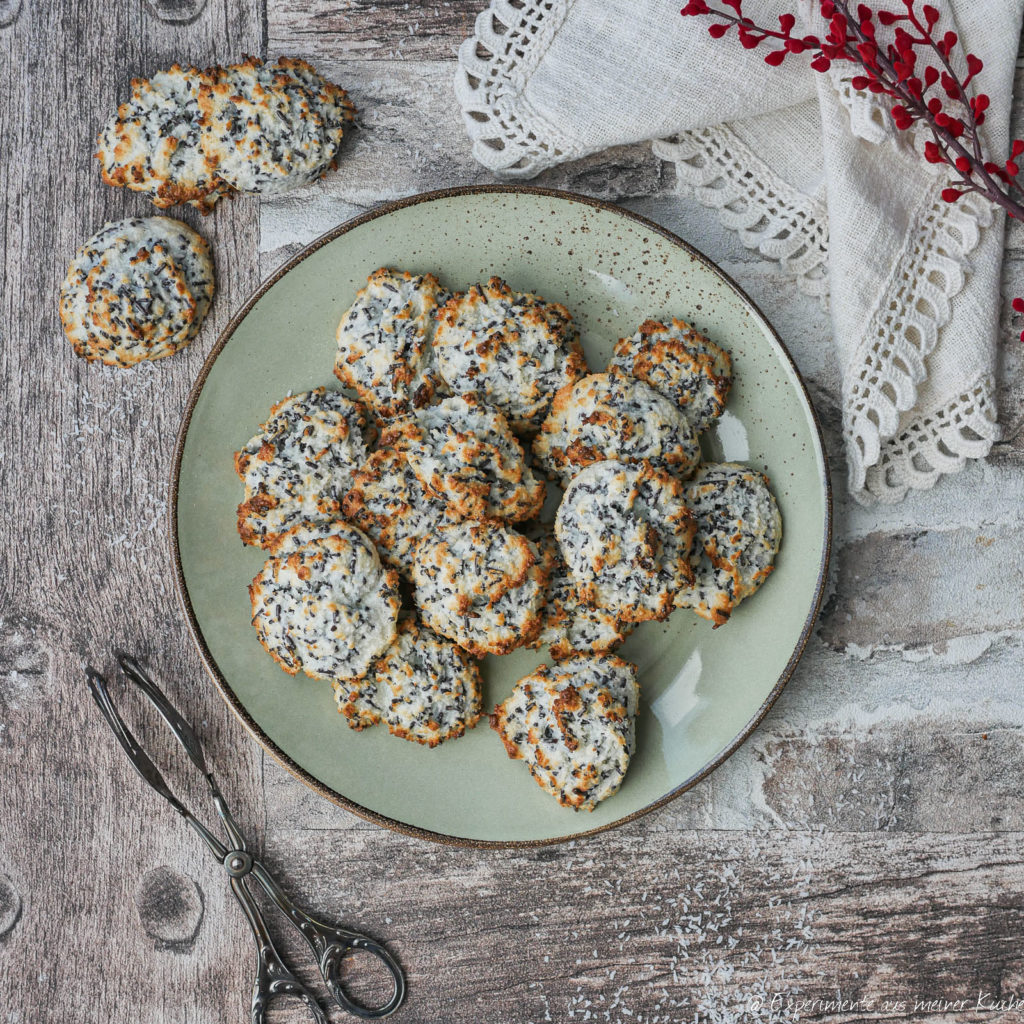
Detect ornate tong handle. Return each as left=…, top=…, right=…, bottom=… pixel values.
left=252, top=863, right=406, bottom=1019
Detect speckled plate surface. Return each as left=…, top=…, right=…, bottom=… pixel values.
left=172, top=186, right=831, bottom=847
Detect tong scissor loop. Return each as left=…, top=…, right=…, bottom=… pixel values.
left=85, top=654, right=406, bottom=1021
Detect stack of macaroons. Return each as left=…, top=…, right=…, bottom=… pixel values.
left=63, top=54, right=356, bottom=369
left=237, top=266, right=783, bottom=812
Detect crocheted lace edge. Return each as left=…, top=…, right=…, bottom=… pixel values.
left=652, top=130, right=830, bottom=299
left=454, top=0, right=582, bottom=176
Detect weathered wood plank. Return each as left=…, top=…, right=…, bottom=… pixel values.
left=270, top=0, right=479, bottom=62
left=0, top=2, right=265, bottom=1023
left=820, top=523, right=1024, bottom=653
left=255, top=827, right=1024, bottom=1023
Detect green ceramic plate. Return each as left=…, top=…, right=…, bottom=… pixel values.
left=172, top=186, right=831, bottom=847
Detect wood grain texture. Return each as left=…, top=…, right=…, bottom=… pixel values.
left=3, top=3, right=1024, bottom=1023
left=269, top=0, right=479, bottom=61
left=0, top=2, right=264, bottom=1023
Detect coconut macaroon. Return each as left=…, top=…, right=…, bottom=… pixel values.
left=234, top=388, right=370, bottom=549
left=382, top=395, right=545, bottom=523
left=334, top=268, right=449, bottom=419
left=609, top=318, right=732, bottom=434
left=199, top=56, right=356, bottom=197
left=378, top=619, right=484, bottom=746
left=411, top=521, right=548, bottom=657
left=433, top=276, right=587, bottom=433
left=341, top=448, right=458, bottom=577
left=96, top=65, right=230, bottom=212
left=555, top=460, right=697, bottom=622
left=676, top=462, right=782, bottom=626
left=332, top=620, right=483, bottom=745
left=97, top=57, right=355, bottom=212
left=59, top=217, right=215, bottom=368
left=527, top=529, right=634, bottom=661
left=491, top=654, right=639, bottom=811
left=249, top=528, right=401, bottom=683
left=532, top=371, right=701, bottom=485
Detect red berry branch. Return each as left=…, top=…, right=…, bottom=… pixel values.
left=681, top=0, right=1024, bottom=336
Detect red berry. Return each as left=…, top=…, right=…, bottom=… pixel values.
left=1012, top=297, right=1024, bottom=313
left=764, top=49, right=786, bottom=65
left=941, top=188, right=963, bottom=202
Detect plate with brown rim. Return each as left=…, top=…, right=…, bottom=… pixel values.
left=171, top=185, right=831, bottom=847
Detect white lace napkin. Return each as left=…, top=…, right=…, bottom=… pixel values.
left=454, top=0, right=1022, bottom=503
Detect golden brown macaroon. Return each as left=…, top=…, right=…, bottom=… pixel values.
left=533, top=371, right=701, bottom=485
left=608, top=317, right=732, bottom=433
left=382, top=395, right=545, bottom=523
left=433, top=276, right=587, bottom=432
left=410, top=520, right=548, bottom=657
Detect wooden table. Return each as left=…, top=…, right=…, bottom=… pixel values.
left=3, top=2, right=1024, bottom=1021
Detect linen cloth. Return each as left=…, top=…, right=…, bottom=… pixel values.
left=453, top=0, right=1023, bottom=503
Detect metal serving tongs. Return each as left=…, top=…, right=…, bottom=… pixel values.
left=85, top=653, right=406, bottom=1022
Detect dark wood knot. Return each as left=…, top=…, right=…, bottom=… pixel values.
left=0, top=872, right=23, bottom=938
left=135, top=865, right=204, bottom=950
left=142, top=0, right=207, bottom=24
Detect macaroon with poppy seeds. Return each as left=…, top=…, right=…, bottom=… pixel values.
left=334, top=268, right=450, bottom=420
left=373, top=619, right=484, bottom=746
left=234, top=388, right=370, bottom=550
left=410, top=520, right=548, bottom=658
left=526, top=527, right=634, bottom=660
left=381, top=395, right=545, bottom=523
left=59, top=217, right=215, bottom=368
left=332, top=620, right=484, bottom=745
left=608, top=317, right=732, bottom=433
left=532, top=371, right=701, bottom=485
left=555, top=460, right=697, bottom=623
left=491, top=654, right=639, bottom=811
left=96, top=65, right=231, bottom=212
left=675, top=462, right=782, bottom=626
left=433, top=276, right=587, bottom=433
left=249, top=527, right=401, bottom=683
left=97, top=57, right=356, bottom=212
left=341, top=447, right=459, bottom=578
